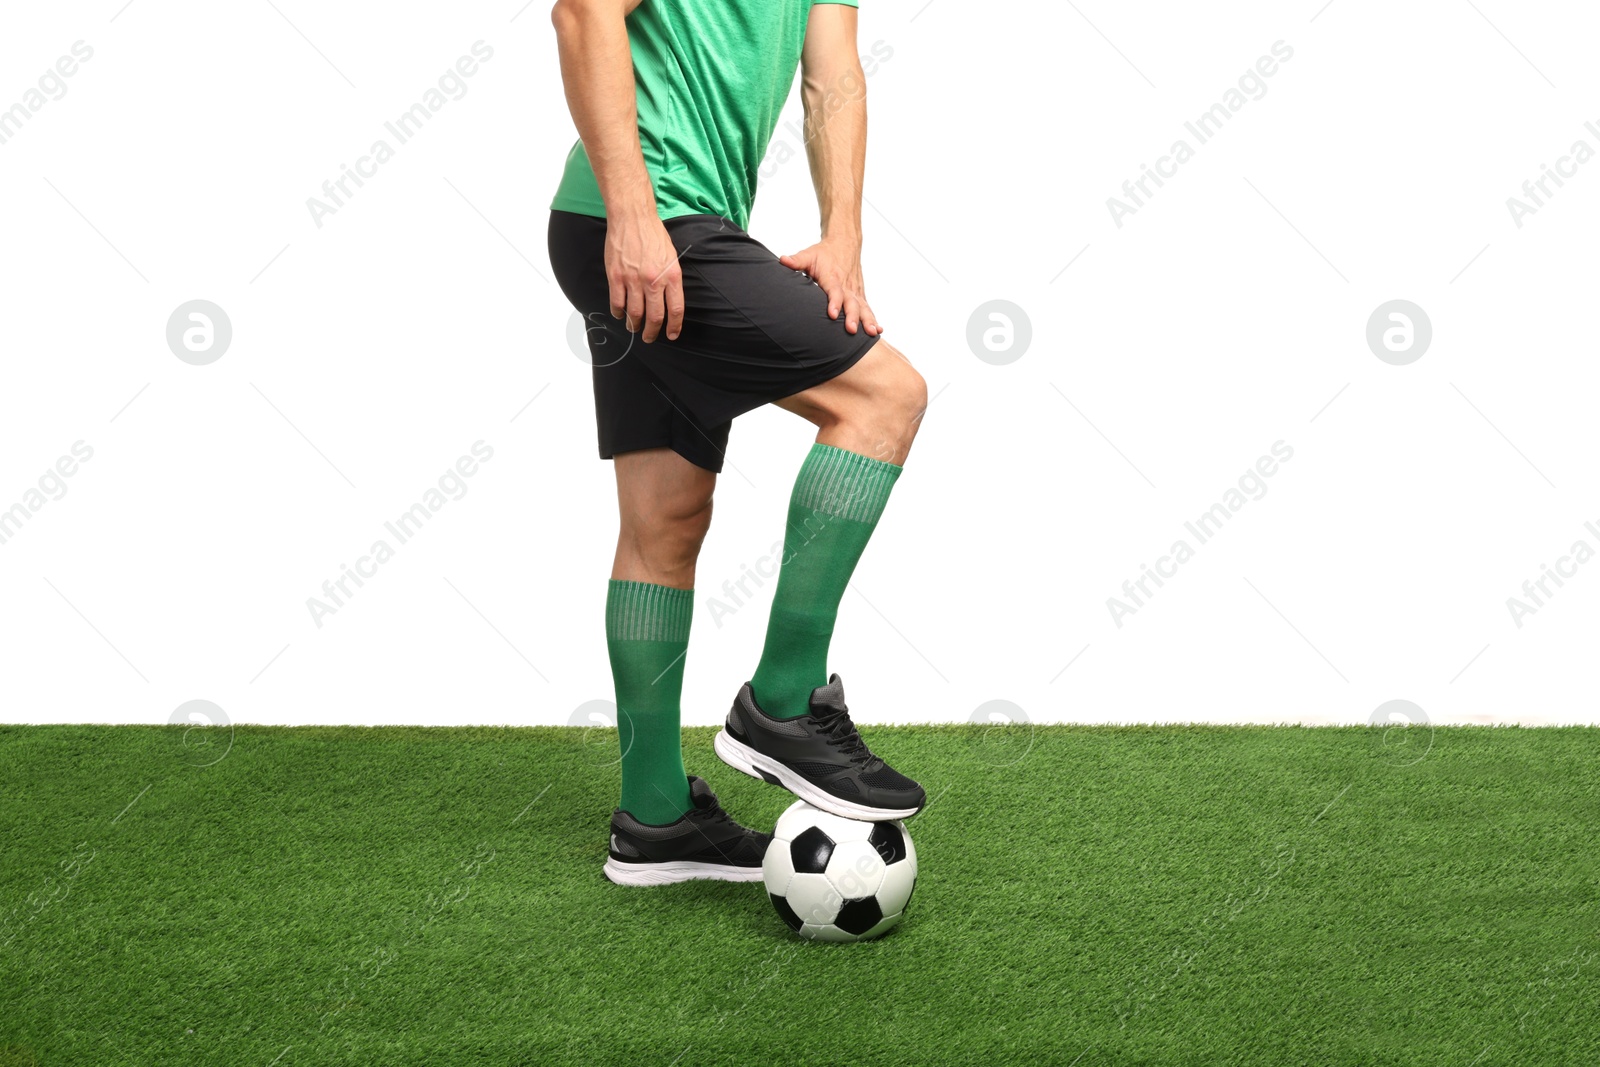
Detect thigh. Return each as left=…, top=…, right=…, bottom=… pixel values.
left=614, top=447, right=718, bottom=525
left=772, top=339, right=918, bottom=424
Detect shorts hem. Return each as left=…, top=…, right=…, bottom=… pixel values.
left=599, top=434, right=730, bottom=475
left=696, top=331, right=881, bottom=430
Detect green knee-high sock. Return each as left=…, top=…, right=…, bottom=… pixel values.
left=607, top=579, right=694, bottom=824
left=749, top=443, right=902, bottom=719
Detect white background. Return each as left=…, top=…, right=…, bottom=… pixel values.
left=1, top=1, right=1596, bottom=729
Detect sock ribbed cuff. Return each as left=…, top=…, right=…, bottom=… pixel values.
left=791, top=443, right=902, bottom=525
left=606, top=580, right=693, bottom=643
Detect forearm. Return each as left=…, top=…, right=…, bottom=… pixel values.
left=800, top=63, right=867, bottom=243
left=551, top=0, right=656, bottom=220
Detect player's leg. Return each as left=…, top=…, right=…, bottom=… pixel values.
left=601, top=450, right=770, bottom=885
left=550, top=208, right=769, bottom=885
left=749, top=340, right=925, bottom=712
left=607, top=447, right=714, bottom=824
left=715, top=340, right=930, bottom=820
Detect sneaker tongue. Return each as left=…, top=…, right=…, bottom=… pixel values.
left=687, top=775, right=716, bottom=808
left=810, top=675, right=880, bottom=769
left=809, top=673, right=848, bottom=713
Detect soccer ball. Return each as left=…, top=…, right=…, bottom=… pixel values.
left=762, top=800, right=917, bottom=942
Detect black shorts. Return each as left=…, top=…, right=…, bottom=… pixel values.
left=547, top=210, right=879, bottom=474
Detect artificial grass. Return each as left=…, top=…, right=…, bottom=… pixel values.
left=1, top=722, right=1597, bottom=1066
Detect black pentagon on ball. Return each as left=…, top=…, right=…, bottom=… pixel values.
left=769, top=893, right=804, bottom=932
left=869, top=821, right=907, bottom=864
left=790, top=826, right=835, bottom=874
left=833, top=896, right=883, bottom=936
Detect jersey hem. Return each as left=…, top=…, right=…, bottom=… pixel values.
left=548, top=197, right=747, bottom=229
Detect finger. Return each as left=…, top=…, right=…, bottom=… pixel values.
left=608, top=272, right=626, bottom=321
left=665, top=273, right=685, bottom=341
left=842, top=294, right=862, bottom=335
left=826, top=286, right=845, bottom=321
left=642, top=286, right=667, bottom=344
left=625, top=280, right=646, bottom=335
left=860, top=301, right=882, bottom=336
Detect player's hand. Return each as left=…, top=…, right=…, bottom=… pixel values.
left=779, top=239, right=881, bottom=337
left=605, top=210, right=685, bottom=343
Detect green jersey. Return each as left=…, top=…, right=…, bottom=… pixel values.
left=551, top=0, right=859, bottom=230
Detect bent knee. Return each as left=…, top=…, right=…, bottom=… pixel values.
left=781, top=342, right=929, bottom=462
left=868, top=345, right=927, bottom=436
left=849, top=353, right=925, bottom=462
left=896, top=359, right=929, bottom=426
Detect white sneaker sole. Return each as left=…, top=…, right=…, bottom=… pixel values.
left=713, top=728, right=921, bottom=822
left=602, top=857, right=765, bottom=886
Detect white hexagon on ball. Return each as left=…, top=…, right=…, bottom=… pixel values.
left=825, top=840, right=886, bottom=900
left=762, top=840, right=796, bottom=898
left=785, top=871, right=841, bottom=926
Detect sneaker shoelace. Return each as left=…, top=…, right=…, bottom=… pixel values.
left=687, top=800, right=763, bottom=854
left=813, top=705, right=881, bottom=769
left=688, top=800, right=752, bottom=836
left=688, top=799, right=731, bottom=826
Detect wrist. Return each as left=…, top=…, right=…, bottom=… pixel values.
left=820, top=206, right=862, bottom=246
left=605, top=197, right=661, bottom=226
left=598, top=172, right=660, bottom=224
left=821, top=228, right=862, bottom=251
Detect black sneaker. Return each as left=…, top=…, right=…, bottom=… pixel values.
left=603, top=776, right=771, bottom=886
left=714, top=673, right=925, bottom=821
